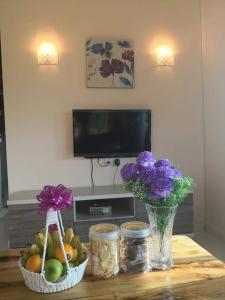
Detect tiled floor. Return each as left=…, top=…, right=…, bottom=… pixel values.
left=0, top=213, right=225, bottom=263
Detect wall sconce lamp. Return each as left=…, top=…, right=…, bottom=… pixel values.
left=156, top=46, right=174, bottom=66
left=37, top=42, right=58, bottom=65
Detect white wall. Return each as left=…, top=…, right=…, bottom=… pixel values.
left=202, top=0, right=225, bottom=239
left=0, top=0, right=205, bottom=230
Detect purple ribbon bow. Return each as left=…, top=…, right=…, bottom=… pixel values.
left=36, top=184, right=74, bottom=213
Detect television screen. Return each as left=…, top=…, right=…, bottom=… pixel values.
left=72, top=109, right=151, bottom=158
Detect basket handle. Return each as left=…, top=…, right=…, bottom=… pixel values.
left=41, top=209, right=71, bottom=277
left=57, top=210, right=65, bottom=236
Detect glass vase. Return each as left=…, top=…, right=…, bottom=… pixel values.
left=145, top=204, right=178, bottom=270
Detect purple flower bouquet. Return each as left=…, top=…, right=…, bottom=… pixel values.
left=121, top=151, right=193, bottom=208
left=121, top=151, right=193, bottom=270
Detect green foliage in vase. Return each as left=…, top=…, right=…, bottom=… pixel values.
left=122, top=177, right=193, bottom=207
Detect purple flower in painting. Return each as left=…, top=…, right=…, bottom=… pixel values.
left=99, top=60, right=112, bottom=78
left=136, top=151, right=156, bottom=168
left=121, top=163, right=138, bottom=182
left=148, top=178, right=174, bottom=200
left=137, top=166, right=156, bottom=184
left=99, top=59, right=124, bottom=78
left=111, top=59, right=124, bottom=74
left=122, top=50, right=134, bottom=63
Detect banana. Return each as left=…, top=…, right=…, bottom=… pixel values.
left=27, top=243, right=41, bottom=256
left=78, top=252, right=87, bottom=263
left=71, top=235, right=81, bottom=249
left=74, top=252, right=87, bottom=266
left=47, top=245, right=55, bottom=258
left=39, top=227, right=46, bottom=236
left=51, top=230, right=60, bottom=246
left=21, top=249, right=30, bottom=267
left=47, top=232, right=53, bottom=247
left=63, top=228, right=74, bottom=244
left=39, top=227, right=53, bottom=247
left=78, top=242, right=86, bottom=253
left=70, top=248, right=78, bottom=263
left=34, top=232, right=45, bottom=250
left=75, top=241, right=85, bottom=254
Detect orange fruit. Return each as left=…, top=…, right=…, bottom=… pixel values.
left=54, top=243, right=74, bottom=263
left=26, top=254, right=42, bottom=273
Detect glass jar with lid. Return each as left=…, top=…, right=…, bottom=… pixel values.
left=120, top=221, right=151, bottom=273
left=89, top=223, right=120, bottom=278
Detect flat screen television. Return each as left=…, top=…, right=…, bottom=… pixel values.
left=72, top=109, right=151, bottom=158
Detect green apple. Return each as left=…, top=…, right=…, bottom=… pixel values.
left=44, top=259, right=63, bottom=282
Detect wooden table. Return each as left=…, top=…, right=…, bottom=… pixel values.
left=0, top=236, right=225, bottom=300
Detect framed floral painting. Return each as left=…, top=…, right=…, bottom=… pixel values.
left=86, top=39, right=134, bottom=88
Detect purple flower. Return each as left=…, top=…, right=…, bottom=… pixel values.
left=171, top=168, right=183, bottom=179
left=99, top=60, right=111, bottom=78
left=136, top=151, right=156, bottom=168
left=147, top=189, right=160, bottom=200
left=99, top=59, right=124, bottom=78
left=148, top=178, right=174, bottom=200
left=121, top=163, right=138, bottom=181
left=155, top=166, right=177, bottom=180
left=153, top=157, right=183, bottom=180
left=137, top=166, right=156, bottom=184
left=154, top=159, right=172, bottom=168
left=111, top=59, right=124, bottom=74
left=37, top=184, right=74, bottom=213
left=122, top=50, right=134, bottom=63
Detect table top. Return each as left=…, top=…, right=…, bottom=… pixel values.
left=0, top=236, right=225, bottom=300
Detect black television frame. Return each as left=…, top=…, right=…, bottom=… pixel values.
left=72, top=109, right=151, bottom=158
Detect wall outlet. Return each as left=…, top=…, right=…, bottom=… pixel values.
left=97, top=158, right=121, bottom=167
left=113, top=158, right=121, bottom=166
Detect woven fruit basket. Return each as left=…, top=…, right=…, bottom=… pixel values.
left=19, top=255, right=88, bottom=293
left=19, top=185, right=88, bottom=293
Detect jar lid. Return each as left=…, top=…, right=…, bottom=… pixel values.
left=89, top=223, right=119, bottom=240
left=120, top=221, right=151, bottom=238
